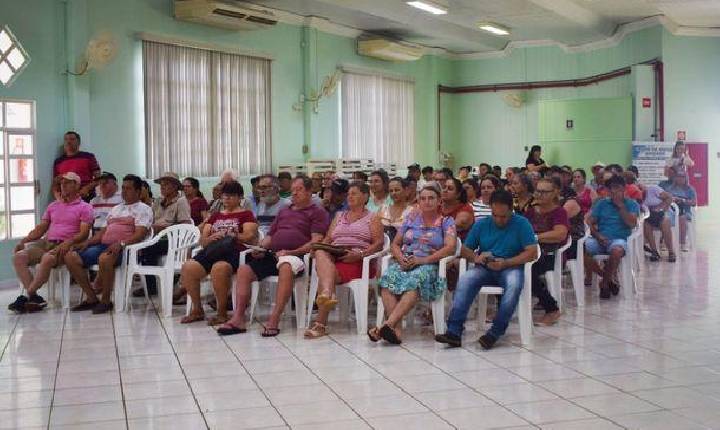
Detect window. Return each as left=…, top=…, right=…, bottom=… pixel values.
left=341, top=71, right=414, bottom=166
left=0, top=100, right=36, bottom=239
left=0, top=26, right=30, bottom=87
left=143, top=40, right=271, bottom=178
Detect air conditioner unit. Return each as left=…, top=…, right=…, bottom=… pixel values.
left=174, top=0, right=278, bottom=31
left=357, top=39, right=424, bottom=62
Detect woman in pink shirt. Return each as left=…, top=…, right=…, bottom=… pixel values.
left=304, top=182, right=384, bottom=338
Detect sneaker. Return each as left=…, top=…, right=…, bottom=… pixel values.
left=435, top=332, right=462, bottom=348
left=92, top=302, right=114, bottom=314
left=599, top=288, right=611, bottom=300
left=8, top=295, right=28, bottom=313
left=478, top=333, right=497, bottom=350
left=681, top=244, right=690, bottom=252
left=23, top=294, right=47, bottom=312
left=536, top=310, right=561, bottom=327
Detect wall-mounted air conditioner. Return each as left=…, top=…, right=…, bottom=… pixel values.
left=357, top=39, right=424, bottom=62
left=174, top=0, right=278, bottom=31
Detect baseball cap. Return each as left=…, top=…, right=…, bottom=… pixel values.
left=60, top=172, right=81, bottom=184
left=330, top=178, right=349, bottom=193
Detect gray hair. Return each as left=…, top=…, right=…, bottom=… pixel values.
left=258, top=174, right=280, bottom=190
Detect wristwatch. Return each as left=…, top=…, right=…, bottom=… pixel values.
left=120, top=241, right=127, bottom=247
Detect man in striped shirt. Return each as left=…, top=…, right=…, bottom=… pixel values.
left=89, top=172, right=123, bottom=232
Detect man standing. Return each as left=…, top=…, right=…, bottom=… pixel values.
left=53, top=131, right=101, bottom=200
left=133, top=172, right=192, bottom=296
left=585, top=175, right=639, bottom=299
left=89, top=172, right=122, bottom=232
left=65, top=175, right=153, bottom=314
left=436, top=190, right=538, bottom=349
left=8, top=172, right=94, bottom=313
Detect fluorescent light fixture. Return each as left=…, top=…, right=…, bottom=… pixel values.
left=407, top=1, right=448, bottom=15
left=478, top=22, right=510, bottom=36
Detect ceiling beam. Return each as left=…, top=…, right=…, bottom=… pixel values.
left=526, top=0, right=613, bottom=36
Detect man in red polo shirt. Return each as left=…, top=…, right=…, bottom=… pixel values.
left=53, top=131, right=101, bottom=199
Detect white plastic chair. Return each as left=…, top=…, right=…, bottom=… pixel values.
left=307, top=234, right=390, bottom=334
left=632, top=210, right=649, bottom=272
left=567, top=226, right=590, bottom=307
left=236, top=249, right=311, bottom=329
left=591, top=227, right=638, bottom=298
left=125, top=224, right=200, bottom=317
left=376, top=237, right=462, bottom=335
left=544, top=236, right=572, bottom=311
left=686, top=206, right=697, bottom=251
left=458, top=244, right=541, bottom=346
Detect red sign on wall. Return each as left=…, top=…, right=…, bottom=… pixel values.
left=642, top=97, right=651, bottom=108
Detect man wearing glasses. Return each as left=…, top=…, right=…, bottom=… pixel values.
left=254, top=174, right=290, bottom=236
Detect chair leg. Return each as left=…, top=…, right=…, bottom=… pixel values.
left=338, top=288, right=351, bottom=323
left=545, top=272, right=559, bottom=312
left=518, top=281, right=533, bottom=345
left=477, top=293, right=488, bottom=331
left=431, top=293, right=446, bottom=335
left=59, top=269, right=70, bottom=309
left=248, top=281, right=259, bottom=324
left=294, top=278, right=307, bottom=329
left=162, top=272, right=173, bottom=318
left=351, top=281, right=369, bottom=335
left=375, top=286, right=385, bottom=327
left=114, top=269, right=126, bottom=313
left=568, top=261, right=584, bottom=307
left=307, top=273, right=318, bottom=327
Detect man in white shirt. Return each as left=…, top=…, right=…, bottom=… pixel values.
left=89, top=172, right=122, bottom=231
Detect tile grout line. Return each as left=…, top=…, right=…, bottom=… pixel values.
left=272, top=335, right=378, bottom=429
left=110, top=311, right=131, bottom=430
left=148, top=296, right=212, bottom=429
left=45, top=309, right=68, bottom=430
left=0, top=313, right=20, bottom=363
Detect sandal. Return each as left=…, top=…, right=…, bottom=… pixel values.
left=261, top=325, right=281, bottom=337
left=207, top=315, right=229, bottom=326
left=217, top=322, right=247, bottom=336
left=367, top=326, right=381, bottom=342
left=315, top=293, right=338, bottom=312
left=180, top=312, right=205, bottom=324
left=379, top=324, right=402, bottom=345
left=304, top=322, right=328, bottom=339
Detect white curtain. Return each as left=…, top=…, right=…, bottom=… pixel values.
left=341, top=72, right=414, bottom=166
left=143, top=41, right=271, bottom=178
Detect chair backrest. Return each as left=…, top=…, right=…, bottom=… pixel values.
left=159, top=224, right=201, bottom=266
left=383, top=233, right=391, bottom=251
left=454, top=237, right=462, bottom=256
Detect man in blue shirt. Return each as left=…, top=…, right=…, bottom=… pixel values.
left=436, top=190, right=538, bottom=350
left=585, top=175, right=639, bottom=299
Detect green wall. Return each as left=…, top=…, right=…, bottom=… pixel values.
left=538, top=97, right=633, bottom=172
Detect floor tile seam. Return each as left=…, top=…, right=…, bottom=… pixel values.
left=0, top=314, right=20, bottom=363
left=147, top=297, right=211, bottom=430
left=45, top=310, right=68, bottom=430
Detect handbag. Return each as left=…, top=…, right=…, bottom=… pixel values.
left=201, top=235, right=237, bottom=261
left=311, top=243, right=349, bottom=256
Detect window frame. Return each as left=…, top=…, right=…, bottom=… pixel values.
left=0, top=98, right=37, bottom=240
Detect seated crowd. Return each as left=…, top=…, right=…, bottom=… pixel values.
left=8, top=134, right=697, bottom=349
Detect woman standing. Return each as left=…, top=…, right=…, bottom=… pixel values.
left=182, top=177, right=209, bottom=226
left=525, top=145, right=546, bottom=172
left=665, top=141, right=694, bottom=178
left=511, top=173, right=535, bottom=214
left=571, top=169, right=597, bottom=215
left=370, top=187, right=456, bottom=344
left=305, top=183, right=384, bottom=338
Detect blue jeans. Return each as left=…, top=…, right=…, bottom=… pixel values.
left=447, top=266, right=524, bottom=340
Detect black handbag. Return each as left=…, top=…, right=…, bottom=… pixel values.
left=201, top=235, right=237, bottom=261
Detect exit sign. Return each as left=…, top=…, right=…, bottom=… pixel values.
left=642, top=97, right=651, bottom=108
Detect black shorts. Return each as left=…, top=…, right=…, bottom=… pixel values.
left=193, top=246, right=241, bottom=273
left=647, top=210, right=665, bottom=228
left=245, top=253, right=279, bottom=281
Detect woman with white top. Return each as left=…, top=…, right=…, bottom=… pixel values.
left=665, top=141, right=694, bottom=178
left=472, top=175, right=501, bottom=220
left=378, top=177, right=413, bottom=241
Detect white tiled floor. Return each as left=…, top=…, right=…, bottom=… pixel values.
left=3, top=226, right=720, bottom=429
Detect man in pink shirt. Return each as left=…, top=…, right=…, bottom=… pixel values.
left=8, top=172, right=94, bottom=313
left=64, top=175, right=153, bottom=314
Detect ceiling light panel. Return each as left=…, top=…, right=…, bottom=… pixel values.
left=407, top=1, right=448, bottom=15
left=477, top=22, right=511, bottom=35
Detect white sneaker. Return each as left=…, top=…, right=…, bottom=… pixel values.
left=681, top=244, right=690, bottom=252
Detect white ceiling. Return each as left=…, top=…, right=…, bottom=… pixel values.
left=245, top=0, right=720, bottom=54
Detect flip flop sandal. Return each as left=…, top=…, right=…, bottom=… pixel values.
left=304, top=322, right=328, bottom=339
left=379, top=324, right=402, bottom=345
left=261, top=325, right=281, bottom=337
left=217, top=323, right=247, bottom=336
left=207, top=315, right=229, bottom=326
left=180, top=312, right=205, bottom=324
left=367, top=327, right=381, bottom=342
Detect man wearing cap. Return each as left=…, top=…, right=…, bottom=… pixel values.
left=8, top=172, right=94, bottom=313
left=132, top=172, right=192, bottom=297
left=254, top=174, right=290, bottom=237
left=590, top=162, right=605, bottom=190
left=53, top=131, right=101, bottom=200
left=323, top=178, right=349, bottom=220
left=89, top=172, right=122, bottom=232
left=65, top=174, right=153, bottom=314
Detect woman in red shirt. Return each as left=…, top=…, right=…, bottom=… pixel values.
left=182, top=177, right=209, bottom=226
left=441, top=178, right=474, bottom=240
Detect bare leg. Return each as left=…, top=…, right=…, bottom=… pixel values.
left=266, top=264, right=294, bottom=329
left=644, top=222, right=658, bottom=252
left=210, top=262, right=232, bottom=319
left=380, top=288, right=399, bottom=322
left=226, top=265, right=257, bottom=329
left=98, top=252, right=120, bottom=304
left=26, top=252, right=59, bottom=296
left=585, top=253, right=603, bottom=277
left=65, top=252, right=97, bottom=303
left=314, top=250, right=341, bottom=326
left=601, top=248, right=624, bottom=289
left=679, top=215, right=688, bottom=245
left=661, top=218, right=674, bottom=254
left=181, top=260, right=207, bottom=316
left=385, top=290, right=419, bottom=331
left=13, top=251, right=34, bottom=290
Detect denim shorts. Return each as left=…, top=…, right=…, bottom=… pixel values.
left=78, top=244, right=116, bottom=267
left=584, top=237, right=628, bottom=256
